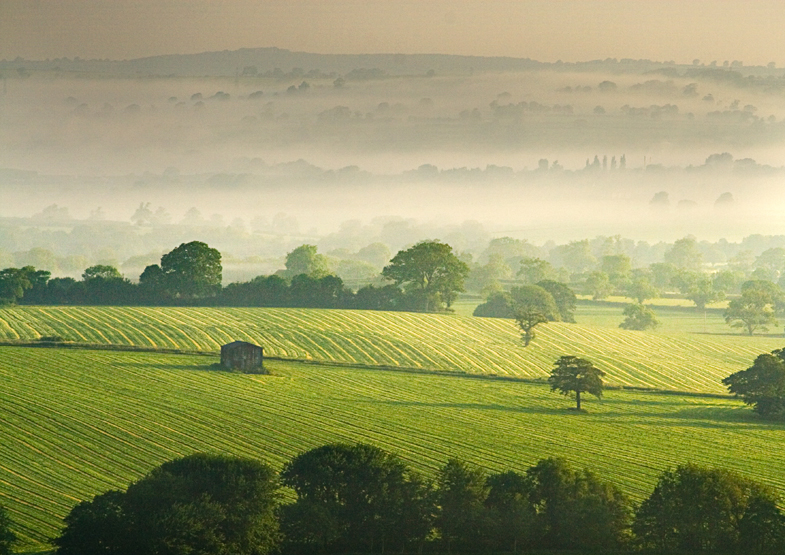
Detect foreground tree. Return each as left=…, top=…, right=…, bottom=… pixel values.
left=723, top=350, right=785, bottom=419
left=382, top=241, right=469, bottom=312
left=436, top=459, right=489, bottom=552
left=634, top=464, right=785, bottom=553
left=54, top=453, right=281, bottom=555
left=526, top=458, right=631, bottom=550
left=548, top=356, right=605, bottom=410
left=281, top=443, right=433, bottom=553
left=484, top=471, right=535, bottom=553
left=0, top=504, right=16, bottom=555
left=619, top=303, right=659, bottom=331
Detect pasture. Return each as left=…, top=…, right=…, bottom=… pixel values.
left=0, top=306, right=782, bottom=393
left=2, top=347, right=784, bottom=550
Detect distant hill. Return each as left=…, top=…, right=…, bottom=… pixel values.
left=0, top=47, right=733, bottom=78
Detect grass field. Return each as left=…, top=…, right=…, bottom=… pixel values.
left=2, top=346, right=785, bottom=551
left=0, top=306, right=781, bottom=393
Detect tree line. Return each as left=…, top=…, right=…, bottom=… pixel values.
left=5, top=444, right=780, bottom=555
left=0, top=240, right=469, bottom=313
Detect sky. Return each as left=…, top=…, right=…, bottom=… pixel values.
left=1, top=0, right=784, bottom=65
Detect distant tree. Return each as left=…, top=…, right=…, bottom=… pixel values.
left=725, top=287, right=777, bottom=335
left=601, top=254, right=631, bottom=283
left=0, top=504, right=16, bottom=555
left=510, top=285, right=560, bottom=321
left=473, top=291, right=515, bottom=318
left=584, top=271, right=613, bottom=300
left=550, top=240, right=597, bottom=275
left=160, top=241, right=222, bottom=299
left=436, top=459, right=489, bottom=552
left=526, top=457, right=631, bottom=550
left=517, top=257, right=556, bottom=284
left=283, top=244, right=330, bottom=278
left=466, top=254, right=512, bottom=294
left=625, top=277, right=659, bottom=303
left=382, top=241, right=469, bottom=312
left=686, top=274, right=725, bottom=310
left=352, top=283, right=407, bottom=311
left=55, top=454, right=281, bottom=555
left=536, top=280, right=576, bottom=323
left=548, top=355, right=605, bottom=411
left=619, top=303, right=659, bottom=331
left=633, top=464, right=785, bottom=553
left=82, top=265, right=123, bottom=281
left=723, top=350, right=785, bottom=419
left=664, top=236, right=703, bottom=271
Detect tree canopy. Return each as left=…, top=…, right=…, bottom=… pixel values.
left=548, top=355, right=605, bottom=410
left=724, top=285, right=778, bottom=335
left=619, top=303, right=659, bottom=331
left=155, top=241, right=223, bottom=299
left=382, top=241, right=469, bottom=312
left=723, top=349, right=785, bottom=419
left=54, top=453, right=281, bottom=555
left=280, top=443, right=432, bottom=553
left=633, top=464, right=784, bottom=553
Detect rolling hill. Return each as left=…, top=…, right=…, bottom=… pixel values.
left=0, top=306, right=781, bottom=393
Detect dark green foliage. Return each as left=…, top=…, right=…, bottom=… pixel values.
left=160, top=241, right=223, bottom=299
left=54, top=453, right=281, bottom=555
left=54, top=490, right=128, bottom=555
left=536, top=280, right=576, bottom=322
left=0, top=505, right=16, bottom=555
left=281, top=443, right=433, bottom=553
left=382, top=240, right=470, bottom=311
left=723, top=350, right=785, bottom=418
left=548, top=355, right=605, bottom=410
left=472, top=291, right=514, bottom=318
left=633, top=464, right=785, bottom=553
left=484, top=471, right=535, bottom=553
left=0, top=266, right=50, bottom=304
left=526, top=457, right=631, bottom=551
left=619, top=303, right=659, bottom=331
left=220, top=275, right=290, bottom=307
left=436, top=459, right=489, bottom=552
left=352, top=283, right=407, bottom=311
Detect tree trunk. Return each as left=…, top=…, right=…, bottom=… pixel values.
left=576, top=390, right=581, bottom=410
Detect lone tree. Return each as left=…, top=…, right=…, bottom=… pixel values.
left=722, top=349, right=785, bottom=419
left=724, top=286, right=777, bottom=335
left=382, top=240, right=469, bottom=312
left=548, top=356, right=605, bottom=410
left=515, top=308, right=549, bottom=347
left=141, top=241, right=222, bottom=300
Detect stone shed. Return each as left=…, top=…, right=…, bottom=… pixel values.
left=220, top=341, right=265, bottom=373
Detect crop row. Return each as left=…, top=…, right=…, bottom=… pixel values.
left=0, top=306, right=780, bottom=393
left=2, top=347, right=784, bottom=550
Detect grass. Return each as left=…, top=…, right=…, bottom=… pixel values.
left=2, top=346, right=784, bottom=551
left=0, top=305, right=781, bottom=393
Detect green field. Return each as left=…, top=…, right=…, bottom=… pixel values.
left=2, top=346, right=785, bottom=551
left=0, top=306, right=781, bottom=393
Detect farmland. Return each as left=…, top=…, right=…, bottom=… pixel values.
left=0, top=305, right=782, bottom=393
left=2, top=346, right=785, bottom=550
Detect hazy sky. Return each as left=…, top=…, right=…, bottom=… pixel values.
left=1, top=0, right=784, bottom=65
